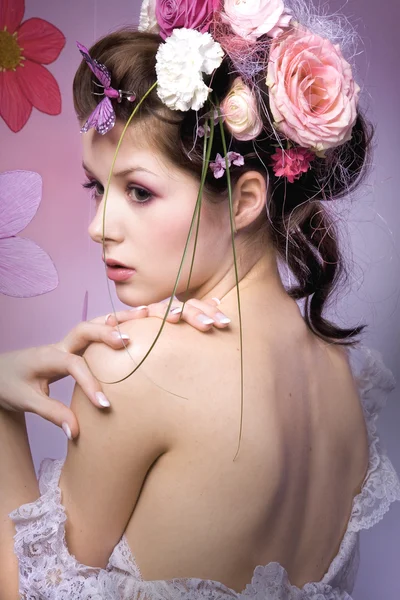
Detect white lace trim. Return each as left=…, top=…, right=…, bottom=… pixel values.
left=8, top=344, right=400, bottom=599
left=346, top=345, right=400, bottom=532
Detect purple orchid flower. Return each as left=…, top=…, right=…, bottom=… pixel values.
left=0, top=170, right=58, bottom=297
left=210, top=152, right=245, bottom=179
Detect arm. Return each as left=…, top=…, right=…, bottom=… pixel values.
left=0, top=409, right=39, bottom=599
left=0, top=298, right=225, bottom=594
left=59, top=328, right=175, bottom=567
left=1, top=324, right=176, bottom=599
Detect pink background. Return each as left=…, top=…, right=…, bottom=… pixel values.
left=0, top=1, right=399, bottom=597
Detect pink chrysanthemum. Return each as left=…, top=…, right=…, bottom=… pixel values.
left=270, top=147, right=315, bottom=183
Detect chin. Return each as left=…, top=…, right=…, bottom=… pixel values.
left=115, top=287, right=170, bottom=308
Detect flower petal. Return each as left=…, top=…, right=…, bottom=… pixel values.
left=0, top=70, right=32, bottom=132
left=15, top=60, right=61, bottom=114
left=0, top=171, right=42, bottom=238
left=0, top=0, right=24, bottom=33
left=17, top=18, right=66, bottom=65
left=0, top=236, right=58, bottom=298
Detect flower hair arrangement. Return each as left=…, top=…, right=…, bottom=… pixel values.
left=78, top=0, right=361, bottom=186
left=136, top=0, right=361, bottom=187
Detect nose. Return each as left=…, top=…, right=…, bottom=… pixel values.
left=88, top=192, right=125, bottom=245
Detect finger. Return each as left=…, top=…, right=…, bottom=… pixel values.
left=32, top=347, right=113, bottom=436
left=25, top=389, right=79, bottom=440
left=184, top=298, right=231, bottom=328
left=206, top=297, right=222, bottom=307
left=87, top=306, right=149, bottom=327
left=55, top=321, right=132, bottom=356
left=104, top=306, right=149, bottom=326
left=146, top=299, right=231, bottom=331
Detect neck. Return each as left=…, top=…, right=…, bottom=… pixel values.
left=177, top=243, right=295, bottom=316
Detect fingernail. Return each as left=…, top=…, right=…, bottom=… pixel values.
left=129, top=305, right=147, bottom=311
left=212, top=297, right=221, bottom=305
left=95, top=392, right=111, bottom=407
left=197, top=315, right=215, bottom=325
left=105, top=313, right=113, bottom=324
left=215, top=312, right=231, bottom=324
left=62, top=422, right=72, bottom=440
left=170, top=307, right=183, bottom=315
left=111, top=332, right=130, bottom=340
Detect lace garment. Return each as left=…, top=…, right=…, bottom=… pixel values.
left=9, top=344, right=400, bottom=599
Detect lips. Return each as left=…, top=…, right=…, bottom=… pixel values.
left=103, top=257, right=133, bottom=269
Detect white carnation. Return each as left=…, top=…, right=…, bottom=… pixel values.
left=155, top=28, right=224, bottom=112
left=138, top=0, right=159, bottom=34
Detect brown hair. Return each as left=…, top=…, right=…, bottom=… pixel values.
left=73, top=27, right=374, bottom=346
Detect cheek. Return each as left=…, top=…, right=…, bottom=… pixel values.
left=145, top=194, right=199, bottom=250
left=161, top=203, right=225, bottom=253
left=138, top=190, right=228, bottom=263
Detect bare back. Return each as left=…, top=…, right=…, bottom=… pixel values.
left=122, top=297, right=370, bottom=593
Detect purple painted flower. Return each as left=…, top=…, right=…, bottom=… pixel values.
left=0, top=170, right=58, bottom=297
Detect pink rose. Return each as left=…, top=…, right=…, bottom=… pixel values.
left=270, top=147, right=315, bottom=183
left=221, top=0, right=292, bottom=41
left=220, top=77, right=263, bottom=141
left=155, top=0, right=219, bottom=40
left=266, top=27, right=360, bottom=154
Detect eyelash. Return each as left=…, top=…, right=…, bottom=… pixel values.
left=81, top=180, right=153, bottom=205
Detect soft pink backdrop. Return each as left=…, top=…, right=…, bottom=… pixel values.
left=0, top=1, right=399, bottom=597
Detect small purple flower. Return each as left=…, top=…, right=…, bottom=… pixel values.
left=228, top=151, right=245, bottom=167
left=198, top=110, right=224, bottom=138
left=209, top=153, right=227, bottom=179
left=209, top=152, right=245, bottom=179
left=198, top=124, right=210, bottom=138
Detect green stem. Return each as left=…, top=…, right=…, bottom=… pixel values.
left=216, top=105, right=244, bottom=462
left=180, top=111, right=215, bottom=315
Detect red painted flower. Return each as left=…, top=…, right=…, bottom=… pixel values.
left=0, top=0, right=66, bottom=133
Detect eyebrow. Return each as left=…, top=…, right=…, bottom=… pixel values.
left=82, top=162, right=158, bottom=178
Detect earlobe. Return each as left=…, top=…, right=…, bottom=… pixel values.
left=233, top=171, right=268, bottom=233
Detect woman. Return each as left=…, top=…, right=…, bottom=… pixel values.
left=1, top=0, right=400, bottom=598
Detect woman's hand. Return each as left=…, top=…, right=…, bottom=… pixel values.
left=0, top=297, right=230, bottom=436
left=103, top=296, right=231, bottom=329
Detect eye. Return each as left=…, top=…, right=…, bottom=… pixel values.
left=81, top=180, right=103, bottom=199
left=81, top=180, right=153, bottom=205
left=129, top=186, right=153, bottom=203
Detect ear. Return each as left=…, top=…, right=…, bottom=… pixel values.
left=232, top=170, right=269, bottom=233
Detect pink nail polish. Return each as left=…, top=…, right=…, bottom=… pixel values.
left=95, top=392, right=111, bottom=407
left=62, top=422, right=72, bottom=440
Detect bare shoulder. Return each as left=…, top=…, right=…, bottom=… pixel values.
left=83, top=317, right=225, bottom=437
left=106, top=316, right=228, bottom=387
